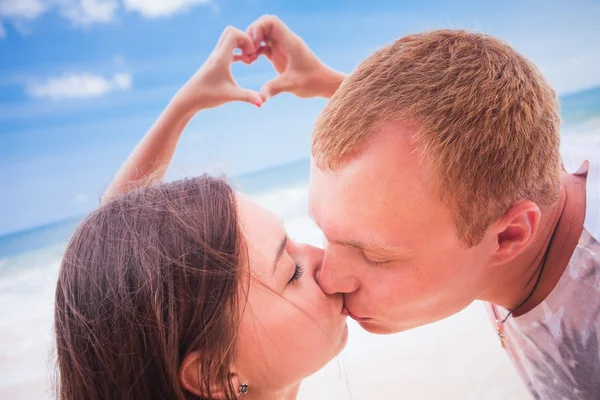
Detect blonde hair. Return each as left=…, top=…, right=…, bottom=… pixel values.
left=312, top=29, right=561, bottom=246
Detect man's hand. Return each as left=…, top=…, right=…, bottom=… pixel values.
left=244, top=15, right=345, bottom=101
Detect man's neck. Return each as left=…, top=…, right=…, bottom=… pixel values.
left=489, top=171, right=586, bottom=315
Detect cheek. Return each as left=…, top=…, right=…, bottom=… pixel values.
left=237, top=297, right=300, bottom=387
left=363, top=252, right=473, bottom=308
left=412, top=251, right=479, bottom=297
left=282, top=284, right=343, bottom=362
left=407, top=249, right=488, bottom=313
left=237, top=285, right=341, bottom=387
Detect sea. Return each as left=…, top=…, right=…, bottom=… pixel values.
left=1, top=86, right=599, bottom=399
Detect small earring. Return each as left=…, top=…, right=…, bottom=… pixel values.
left=239, top=383, right=249, bottom=395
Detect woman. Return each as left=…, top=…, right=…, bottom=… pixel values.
left=54, top=18, right=347, bottom=400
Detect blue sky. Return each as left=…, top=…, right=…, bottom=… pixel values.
left=1, top=0, right=599, bottom=236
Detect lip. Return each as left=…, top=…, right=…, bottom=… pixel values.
left=341, top=305, right=370, bottom=322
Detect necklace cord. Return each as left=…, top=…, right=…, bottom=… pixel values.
left=500, top=194, right=568, bottom=323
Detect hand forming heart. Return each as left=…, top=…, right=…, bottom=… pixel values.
left=171, top=16, right=344, bottom=114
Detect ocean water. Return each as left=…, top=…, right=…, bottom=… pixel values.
left=1, top=87, right=599, bottom=399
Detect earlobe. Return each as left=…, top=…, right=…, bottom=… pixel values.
left=179, top=351, right=242, bottom=399
left=491, top=201, right=541, bottom=265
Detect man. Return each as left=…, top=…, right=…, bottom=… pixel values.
left=242, top=15, right=600, bottom=399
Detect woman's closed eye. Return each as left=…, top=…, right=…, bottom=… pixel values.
left=288, top=263, right=305, bottom=284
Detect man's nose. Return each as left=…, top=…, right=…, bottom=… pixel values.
left=316, top=250, right=359, bottom=295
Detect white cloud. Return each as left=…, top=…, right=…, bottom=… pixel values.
left=0, top=0, right=118, bottom=37
left=0, top=0, right=48, bottom=20
left=0, top=0, right=213, bottom=38
left=111, top=71, right=131, bottom=89
left=123, top=0, right=210, bottom=18
left=58, top=0, right=119, bottom=26
left=27, top=72, right=132, bottom=100
left=0, top=0, right=47, bottom=38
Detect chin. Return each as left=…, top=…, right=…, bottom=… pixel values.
left=358, top=320, right=404, bottom=335
left=329, top=322, right=349, bottom=359
left=337, top=323, right=349, bottom=352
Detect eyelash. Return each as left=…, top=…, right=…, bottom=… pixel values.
left=361, top=252, right=389, bottom=267
left=288, top=263, right=305, bottom=284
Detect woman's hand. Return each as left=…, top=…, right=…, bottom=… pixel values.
left=244, top=15, right=345, bottom=101
left=103, top=27, right=264, bottom=204
left=172, top=26, right=263, bottom=113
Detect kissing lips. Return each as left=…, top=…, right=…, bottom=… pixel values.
left=341, top=305, right=370, bottom=322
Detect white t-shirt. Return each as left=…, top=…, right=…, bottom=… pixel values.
left=488, top=157, right=600, bottom=400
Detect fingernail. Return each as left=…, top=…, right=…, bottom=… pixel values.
left=253, top=100, right=262, bottom=107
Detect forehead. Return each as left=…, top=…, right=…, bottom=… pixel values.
left=309, top=122, right=449, bottom=247
left=235, top=192, right=284, bottom=275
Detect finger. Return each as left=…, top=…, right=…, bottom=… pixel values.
left=233, top=53, right=257, bottom=64
left=247, top=15, right=279, bottom=47
left=217, top=26, right=257, bottom=58
left=260, top=75, right=294, bottom=101
left=231, top=88, right=263, bottom=107
left=256, top=45, right=272, bottom=60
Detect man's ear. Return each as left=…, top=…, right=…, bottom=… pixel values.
left=179, top=351, right=242, bottom=399
left=490, top=200, right=541, bottom=266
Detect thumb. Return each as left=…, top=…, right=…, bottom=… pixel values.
left=231, top=87, right=263, bottom=107
left=260, top=75, right=294, bottom=101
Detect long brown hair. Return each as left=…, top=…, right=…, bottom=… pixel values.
left=54, top=176, right=244, bottom=400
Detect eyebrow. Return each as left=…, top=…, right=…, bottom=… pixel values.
left=272, top=235, right=288, bottom=275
